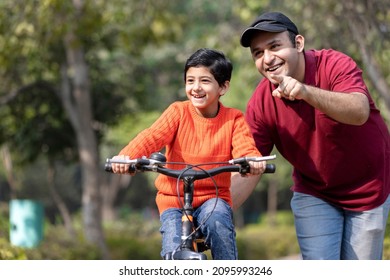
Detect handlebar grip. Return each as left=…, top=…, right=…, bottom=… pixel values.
left=105, top=162, right=113, bottom=172
left=104, top=162, right=137, bottom=173
left=264, top=164, right=276, bottom=173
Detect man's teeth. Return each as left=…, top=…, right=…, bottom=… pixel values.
left=268, top=65, right=280, bottom=71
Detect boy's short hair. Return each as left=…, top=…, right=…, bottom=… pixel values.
left=184, top=48, right=232, bottom=86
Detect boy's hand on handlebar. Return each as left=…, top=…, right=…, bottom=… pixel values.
left=111, top=155, right=134, bottom=175
left=248, top=160, right=266, bottom=176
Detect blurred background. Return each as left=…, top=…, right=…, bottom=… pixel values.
left=0, top=0, right=389, bottom=260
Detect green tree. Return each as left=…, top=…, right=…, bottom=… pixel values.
left=0, top=0, right=388, bottom=260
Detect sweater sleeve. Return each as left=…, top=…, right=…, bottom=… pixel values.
left=118, top=103, right=180, bottom=158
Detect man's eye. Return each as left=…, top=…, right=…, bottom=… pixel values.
left=253, top=51, right=263, bottom=58
left=271, top=44, right=280, bottom=50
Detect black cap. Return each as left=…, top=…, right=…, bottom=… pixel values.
left=240, top=12, right=299, bottom=47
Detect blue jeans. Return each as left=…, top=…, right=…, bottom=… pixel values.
left=159, top=198, right=238, bottom=260
left=291, top=192, right=390, bottom=260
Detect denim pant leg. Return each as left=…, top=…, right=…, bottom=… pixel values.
left=342, top=194, right=390, bottom=259
left=291, top=192, right=344, bottom=260
left=291, top=192, right=390, bottom=260
left=194, top=198, right=238, bottom=260
left=159, top=208, right=182, bottom=259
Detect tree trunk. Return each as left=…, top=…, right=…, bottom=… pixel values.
left=101, top=174, right=131, bottom=222
left=58, top=0, right=109, bottom=259
left=342, top=0, right=390, bottom=115
left=47, top=164, right=76, bottom=238
left=1, top=145, right=17, bottom=199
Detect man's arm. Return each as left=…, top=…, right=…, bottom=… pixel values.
left=230, top=173, right=261, bottom=210
left=271, top=74, right=370, bottom=125
left=301, top=86, right=369, bottom=125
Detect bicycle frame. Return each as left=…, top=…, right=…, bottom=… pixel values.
left=169, top=174, right=208, bottom=260
left=105, top=152, right=276, bottom=260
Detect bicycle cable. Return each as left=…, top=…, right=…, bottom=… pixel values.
left=170, top=161, right=231, bottom=259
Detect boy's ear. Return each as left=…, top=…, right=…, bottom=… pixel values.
left=220, top=80, right=230, bottom=96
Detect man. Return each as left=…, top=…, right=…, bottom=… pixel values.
left=232, top=11, right=390, bottom=259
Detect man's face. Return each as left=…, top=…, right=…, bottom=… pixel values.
left=249, top=31, right=304, bottom=85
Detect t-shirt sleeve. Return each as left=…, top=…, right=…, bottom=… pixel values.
left=322, top=50, right=369, bottom=96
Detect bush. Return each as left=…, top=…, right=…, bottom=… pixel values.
left=104, top=210, right=162, bottom=259
left=0, top=228, right=101, bottom=260
left=236, top=225, right=299, bottom=259
left=0, top=238, right=29, bottom=260
left=236, top=211, right=300, bottom=260
left=30, top=225, right=101, bottom=259
left=106, top=234, right=161, bottom=260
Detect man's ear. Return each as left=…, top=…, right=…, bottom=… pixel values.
left=295, top=35, right=305, bottom=52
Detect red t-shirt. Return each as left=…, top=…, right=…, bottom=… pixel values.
left=245, top=49, right=390, bottom=211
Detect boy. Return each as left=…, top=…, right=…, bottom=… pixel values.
left=111, top=48, right=267, bottom=259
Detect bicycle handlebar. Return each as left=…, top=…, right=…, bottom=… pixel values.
left=104, top=154, right=276, bottom=179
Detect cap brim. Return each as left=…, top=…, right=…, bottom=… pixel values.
left=240, top=25, right=288, bottom=47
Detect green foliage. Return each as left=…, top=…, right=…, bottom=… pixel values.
left=103, top=111, right=162, bottom=150
left=104, top=211, right=161, bottom=259
left=0, top=204, right=100, bottom=259
left=0, top=0, right=389, bottom=255
left=1, top=205, right=389, bottom=259
left=237, top=225, right=299, bottom=259
left=0, top=238, right=28, bottom=260
left=237, top=211, right=299, bottom=259
left=3, top=214, right=94, bottom=260
left=385, top=217, right=390, bottom=259
left=258, top=210, right=295, bottom=226
left=0, top=233, right=101, bottom=260
left=384, top=238, right=390, bottom=260
left=106, top=235, right=161, bottom=260
left=0, top=83, right=77, bottom=164
left=31, top=226, right=101, bottom=260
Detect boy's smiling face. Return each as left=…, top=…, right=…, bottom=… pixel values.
left=185, top=66, right=228, bottom=118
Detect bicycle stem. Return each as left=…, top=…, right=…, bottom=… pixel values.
left=180, top=177, right=196, bottom=251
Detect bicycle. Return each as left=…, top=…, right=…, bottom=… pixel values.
left=105, top=152, right=276, bottom=260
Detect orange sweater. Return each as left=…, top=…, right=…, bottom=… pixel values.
left=119, top=101, right=261, bottom=214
